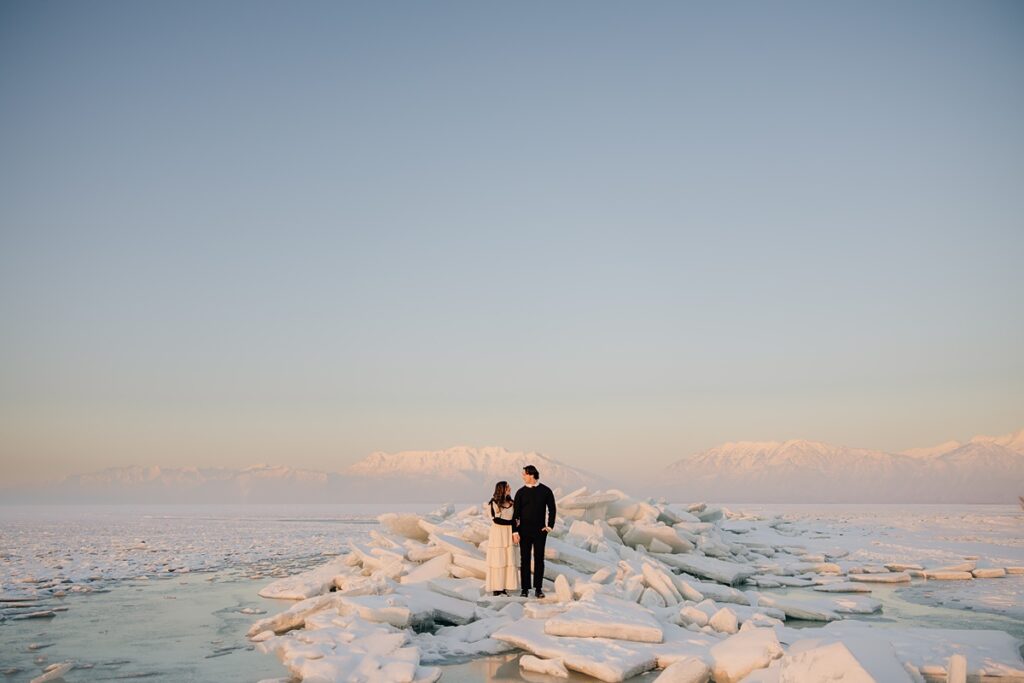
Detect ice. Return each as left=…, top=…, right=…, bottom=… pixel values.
left=811, top=581, right=873, bottom=593
left=706, top=606, right=737, bottom=634
left=772, top=641, right=911, bottom=682
left=425, top=577, right=483, bottom=602
left=653, top=553, right=754, bottom=586
left=428, top=533, right=482, bottom=559
left=848, top=571, right=911, bottom=583
left=206, top=499, right=1024, bottom=682
left=378, top=513, right=431, bottom=542
left=30, top=662, right=74, bottom=683
left=492, top=618, right=658, bottom=681
left=553, top=574, right=573, bottom=602
left=708, top=627, right=783, bottom=683
left=399, top=552, right=452, bottom=585
left=622, top=523, right=695, bottom=553
left=258, top=555, right=354, bottom=600
left=755, top=592, right=881, bottom=621
left=520, top=654, right=570, bottom=677
left=822, top=621, right=1024, bottom=680
left=947, top=654, right=967, bottom=683
left=972, top=567, right=1007, bottom=578
left=544, top=536, right=618, bottom=573
left=923, top=570, right=973, bottom=580
left=544, top=595, right=665, bottom=642
left=652, top=657, right=710, bottom=683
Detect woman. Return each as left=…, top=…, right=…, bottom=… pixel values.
left=485, top=481, right=519, bottom=596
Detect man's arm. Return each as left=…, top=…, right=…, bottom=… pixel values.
left=512, top=488, right=521, bottom=530
left=546, top=486, right=556, bottom=529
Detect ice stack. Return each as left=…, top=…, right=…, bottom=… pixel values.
left=249, top=488, right=1024, bottom=683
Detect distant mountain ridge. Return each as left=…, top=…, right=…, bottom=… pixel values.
left=657, top=429, right=1024, bottom=503
left=5, top=430, right=1021, bottom=504
left=9, top=447, right=605, bottom=504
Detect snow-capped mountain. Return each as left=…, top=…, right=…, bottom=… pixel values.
left=657, top=430, right=1024, bottom=503
left=14, top=447, right=603, bottom=503
left=345, top=446, right=605, bottom=495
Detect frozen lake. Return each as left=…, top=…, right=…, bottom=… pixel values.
left=1, top=503, right=1022, bottom=681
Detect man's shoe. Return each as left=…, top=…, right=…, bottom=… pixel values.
left=535, top=590, right=545, bottom=599
left=520, top=590, right=529, bottom=598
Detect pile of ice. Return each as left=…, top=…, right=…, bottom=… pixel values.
left=249, top=489, right=1024, bottom=683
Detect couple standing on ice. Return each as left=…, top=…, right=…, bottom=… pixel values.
left=485, top=464, right=557, bottom=599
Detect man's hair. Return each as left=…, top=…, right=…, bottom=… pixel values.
left=523, top=465, right=540, bottom=479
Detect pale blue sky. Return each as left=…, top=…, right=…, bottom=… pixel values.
left=1, top=1, right=1022, bottom=485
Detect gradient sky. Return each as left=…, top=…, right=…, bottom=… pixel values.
left=2, top=1, right=1022, bottom=487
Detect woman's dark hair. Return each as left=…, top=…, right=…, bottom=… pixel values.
left=490, top=481, right=512, bottom=510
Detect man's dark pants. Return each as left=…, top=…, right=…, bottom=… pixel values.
left=519, top=530, right=547, bottom=591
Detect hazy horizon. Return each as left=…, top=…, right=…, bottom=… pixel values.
left=2, top=2, right=1022, bottom=487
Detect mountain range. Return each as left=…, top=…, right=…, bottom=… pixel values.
left=3, top=430, right=1021, bottom=504
left=655, top=429, right=1024, bottom=503
left=4, top=447, right=606, bottom=504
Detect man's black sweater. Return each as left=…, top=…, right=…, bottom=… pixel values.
left=513, top=483, right=556, bottom=533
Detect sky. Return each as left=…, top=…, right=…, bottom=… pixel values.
left=1, top=1, right=1022, bottom=487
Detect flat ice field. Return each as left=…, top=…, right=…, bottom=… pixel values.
left=1, top=500, right=1022, bottom=682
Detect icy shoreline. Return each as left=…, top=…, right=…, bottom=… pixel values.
left=247, top=493, right=1024, bottom=683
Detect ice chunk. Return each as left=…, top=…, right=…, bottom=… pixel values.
left=923, top=570, right=973, bottom=580
left=848, top=571, right=910, bottom=583
left=429, top=533, right=483, bottom=559
left=493, top=618, right=657, bottom=681
left=653, top=657, right=710, bottom=683
left=248, top=593, right=341, bottom=636
left=641, top=587, right=668, bottom=609
left=554, top=574, right=573, bottom=602
left=708, top=607, right=738, bottom=634
left=653, top=554, right=754, bottom=586
left=400, top=553, right=452, bottom=584
left=642, top=562, right=682, bottom=606
left=776, top=641, right=896, bottom=682
left=821, top=621, right=1024, bottom=680
left=971, top=567, right=1006, bottom=578
left=31, top=663, right=73, bottom=683
left=754, top=592, right=881, bottom=621
left=545, top=537, right=618, bottom=573
left=258, top=555, right=353, bottom=600
left=520, top=654, right=570, bottom=678
left=450, top=553, right=487, bottom=579
left=623, top=524, right=695, bottom=553
left=812, top=581, right=873, bottom=593
left=545, top=595, right=665, bottom=643
left=678, top=606, right=709, bottom=628
left=709, top=627, right=783, bottom=683
left=426, top=577, right=483, bottom=602
left=948, top=654, right=967, bottom=683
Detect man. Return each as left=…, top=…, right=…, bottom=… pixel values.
left=512, top=464, right=556, bottom=598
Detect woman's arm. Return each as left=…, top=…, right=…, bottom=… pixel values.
left=489, top=501, right=513, bottom=525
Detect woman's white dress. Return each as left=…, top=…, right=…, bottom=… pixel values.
left=485, top=502, right=519, bottom=592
